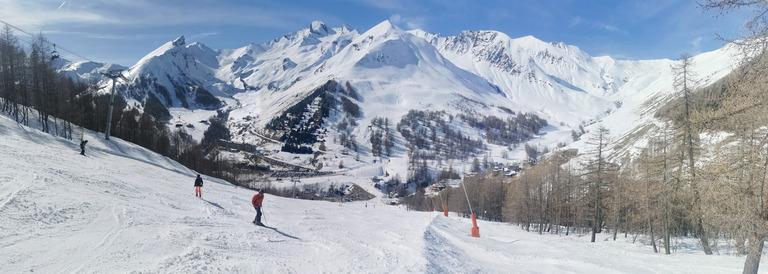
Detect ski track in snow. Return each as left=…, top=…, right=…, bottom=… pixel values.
left=62, top=205, right=125, bottom=273
left=1, top=113, right=764, bottom=273
left=0, top=170, right=35, bottom=211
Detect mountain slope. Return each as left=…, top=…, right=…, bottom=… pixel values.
left=413, top=28, right=742, bottom=164
left=121, top=35, right=225, bottom=112
left=569, top=43, right=742, bottom=162
left=0, top=113, right=754, bottom=273
left=53, top=59, right=127, bottom=82
left=219, top=21, right=357, bottom=93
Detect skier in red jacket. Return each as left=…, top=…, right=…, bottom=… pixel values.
left=252, top=189, right=265, bottom=226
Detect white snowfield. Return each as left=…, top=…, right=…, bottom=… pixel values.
left=0, top=114, right=758, bottom=273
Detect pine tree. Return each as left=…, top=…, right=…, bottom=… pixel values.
left=583, top=125, right=611, bottom=243
left=29, top=33, right=56, bottom=133
left=672, top=53, right=713, bottom=255
left=0, top=24, right=22, bottom=122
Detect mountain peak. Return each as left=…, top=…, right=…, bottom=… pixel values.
left=310, top=21, right=330, bottom=35
left=373, top=20, right=398, bottom=31
left=364, top=20, right=402, bottom=39
left=338, top=24, right=354, bottom=34
left=172, top=35, right=186, bottom=47
left=512, top=35, right=548, bottom=47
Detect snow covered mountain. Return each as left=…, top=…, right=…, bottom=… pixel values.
left=53, top=58, right=127, bottom=83
left=121, top=35, right=227, bottom=113
left=414, top=30, right=627, bottom=126
left=412, top=28, right=740, bottom=162
left=59, top=20, right=741, bottom=177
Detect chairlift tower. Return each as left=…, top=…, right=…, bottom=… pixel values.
left=101, top=70, right=126, bottom=140
left=291, top=178, right=300, bottom=198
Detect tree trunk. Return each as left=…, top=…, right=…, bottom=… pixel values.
left=650, top=226, right=658, bottom=253
left=613, top=180, right=622, bottom=242
left=591, top=194, right=599, bottom=242
left=613, top=211, right=619, bottom=241
left=697, top=219, right=713, bottom=255
left=591, top=224, right=597, bottom=242
left=743, top=233, right=766, bottom=274
left=644, top=162, right=658, bottom=253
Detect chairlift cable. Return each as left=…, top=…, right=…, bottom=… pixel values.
left=0, top=19, right=96, bottom=63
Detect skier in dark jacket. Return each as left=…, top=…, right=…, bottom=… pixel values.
left=80, top=140, right=88, bottom=156
left=194, top=174, right=203, bottom=197
left=252, top=189, right=265, bottom=226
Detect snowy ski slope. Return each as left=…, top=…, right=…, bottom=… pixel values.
left=0, top=114, right=759, bottom=273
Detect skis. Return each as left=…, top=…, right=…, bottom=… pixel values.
left=252, top=221, right=268, bottom=228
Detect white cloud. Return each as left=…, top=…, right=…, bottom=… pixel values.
left=0, top=0, right=311, bottom=32
left=565, top=14, right=624, bottom=34
left=389, top=14, right=402, bottom=24
left=362, top=0, right=409, bottom=11
left=0, top=0, right=112, bottom=29
left=190, top=32, right=221, bottom=41
left=690, top=36, right=703, bottom=49
left=625, top=0, right=678, bottom=21
left=43, top=30, right=154, bottom=40
left=389, top=14, right=426, bottom=30
left=569, top=16, right=583, bottom=28
left=597, top=23, right=621, bottom=33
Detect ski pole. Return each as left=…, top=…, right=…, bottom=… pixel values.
left=262, top=209, right=267, bottom=226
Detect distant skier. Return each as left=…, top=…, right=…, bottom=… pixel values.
left=79, top=140, right=88, bottom=156
left=252, top=189, right=265, bottom=226
left=194, top=174, right=203, bottom=198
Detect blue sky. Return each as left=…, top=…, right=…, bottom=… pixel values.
left=0, top=0, right=751, bottom=66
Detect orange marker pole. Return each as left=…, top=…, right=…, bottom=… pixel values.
left=460, top=181, right=479, bottom=238
left=442, top=203, right=448, bottom=217
left=470, top=213, right=480, bottom=238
